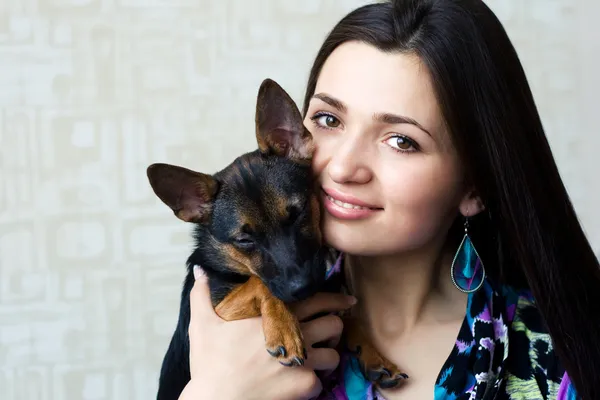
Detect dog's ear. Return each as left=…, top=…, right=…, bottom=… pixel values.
left=255, top=78, right=314, bottom=162
left=146, top=163, right=218, bottom=223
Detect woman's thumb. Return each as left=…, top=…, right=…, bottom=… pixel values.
left=189, top=265, right=218, bottom=321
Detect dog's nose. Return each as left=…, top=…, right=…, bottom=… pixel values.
left=288, top=277, right=314, bottom=301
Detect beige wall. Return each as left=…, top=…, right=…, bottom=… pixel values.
left=1, top=1, right=598, bottom=399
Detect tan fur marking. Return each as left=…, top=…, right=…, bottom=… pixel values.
left=275, top=195, right=289, bottom=220
left=215, top=276, right=306, bottom=365
left=301, top=193, right=322, bottom=243
left=222, top=243, right=260, bottom=275
left=214, top=276, right=263, bottom=320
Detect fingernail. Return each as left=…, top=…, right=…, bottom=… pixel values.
left=347, top=295, right=357, bottom=305
left=193, top=265, right=205, bottom=280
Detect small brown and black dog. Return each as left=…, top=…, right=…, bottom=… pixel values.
left=147, top=79, right=407, bottom=400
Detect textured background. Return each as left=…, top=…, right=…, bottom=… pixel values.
left=0, top=1, right=598, bottom=399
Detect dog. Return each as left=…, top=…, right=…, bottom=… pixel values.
left=147, top=79, right=407, bottom=400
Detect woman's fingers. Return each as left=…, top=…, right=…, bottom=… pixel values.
left=291, top=292, right=356, bottom=321
left=189, top=265, right=220, bottom=324
left=188, top=265, right=219, bottom=377
left=304, top=347, right=341, bottom=372
left=301, top=314, right=344, bottom=348
left=301, top=314, right=344, bottom=372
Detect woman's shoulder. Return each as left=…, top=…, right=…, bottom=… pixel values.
left=499, top=284, right=579, bottom=399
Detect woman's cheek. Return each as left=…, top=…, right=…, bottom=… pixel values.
left=310, top=133, right=330, bottom=178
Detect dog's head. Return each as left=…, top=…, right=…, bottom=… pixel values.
left=147, top=79, right=326, bottom=303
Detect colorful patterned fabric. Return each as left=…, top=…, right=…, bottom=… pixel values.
left=316, top=254, right=579, bottom=400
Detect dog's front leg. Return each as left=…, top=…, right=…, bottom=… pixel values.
left=214, top=277, right=262, bottom=320
left=260, top=292, right=306, bottom=367
left=215, top=276, right=306, bottom=367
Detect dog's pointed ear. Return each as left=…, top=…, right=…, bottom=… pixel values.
left=146, top=163, right=218, bottom=223
left=255, top=78, right=314, bottom=162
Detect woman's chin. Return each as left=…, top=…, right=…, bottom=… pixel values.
left=322, top=219, right=427, bottom=257
left=323, top=224, right=383, bottom=256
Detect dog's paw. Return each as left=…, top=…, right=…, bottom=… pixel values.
left=343, top=316, right=408, bottom=389
left=349, top=344, right=409, bottom=389
left=263, top=309, right=306, bottom=367
left=266, top=341, right=306, bottom=367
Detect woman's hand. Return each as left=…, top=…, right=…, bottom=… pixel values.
left=178, top=266, right=355, bottom=400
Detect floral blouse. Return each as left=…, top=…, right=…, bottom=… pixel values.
left=315, top=254, right=580, bottom=400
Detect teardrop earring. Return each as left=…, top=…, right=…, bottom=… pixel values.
left=451, top=215, right=485, bottom=293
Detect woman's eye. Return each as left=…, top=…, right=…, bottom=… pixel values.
left=385, top=135, right=418, bottom=152
left=312, top=113, right=341, bottom=129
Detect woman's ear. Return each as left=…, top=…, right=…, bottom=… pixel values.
left=458, top=188, right=485, bottom=217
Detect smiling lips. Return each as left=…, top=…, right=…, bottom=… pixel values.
left=321, top=187, right=382, bottom=220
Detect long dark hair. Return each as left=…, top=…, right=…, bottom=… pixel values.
left=302, top=0, right=600, bottom=398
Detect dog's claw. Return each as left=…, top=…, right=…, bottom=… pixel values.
left=292, top=356, right=304, bottom=366
left=279, top=356, right=304, bottom=367
left=267, top=346, right=287, bottom=358
left=365, top=367, right=408, bottom=389
left=378, top=377, right=404, bottom=389
left=356, top=347, right=408, bottom=389
left=366, top=370, right=379, bottom=381
left=382, top=373, right=409, bottom=389
left=263, top=304, right=305, bottom=368
left=267, top=343, right=305, bottom=367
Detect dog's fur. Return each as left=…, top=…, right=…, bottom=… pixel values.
left=147, top=79, right=407, bottom=400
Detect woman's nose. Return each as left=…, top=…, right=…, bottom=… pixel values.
left=326, top=137, right=373, bottom=185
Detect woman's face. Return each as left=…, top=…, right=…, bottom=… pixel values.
left=304, top=41, right=479, bottom=256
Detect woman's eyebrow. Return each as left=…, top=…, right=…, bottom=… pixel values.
left=312, top=93, right=347, bottom=113
left=311, top=92, right=432, bottom=138
left=373, top=112, right=432, bottom=138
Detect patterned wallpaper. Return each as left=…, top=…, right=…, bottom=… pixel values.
left=0, top=1, right=598, bottom=399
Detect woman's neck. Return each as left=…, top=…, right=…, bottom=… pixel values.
left=345, top=244, right=467, bottom=340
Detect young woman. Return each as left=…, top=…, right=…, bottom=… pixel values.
left=178, top=0, right=600, bottom=399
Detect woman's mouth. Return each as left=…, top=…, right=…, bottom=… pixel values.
left=321, top=188, right=382, bottom=220
left=324, top=193, right=372, bottom=210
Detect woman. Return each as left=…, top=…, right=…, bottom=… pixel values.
left=178, top=0, right=599, bottom=399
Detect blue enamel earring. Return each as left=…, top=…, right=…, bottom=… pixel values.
left=451, top=216, right=485, bottom=293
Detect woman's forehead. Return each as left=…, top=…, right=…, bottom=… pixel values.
left=312, top=41, right=448, bottom=141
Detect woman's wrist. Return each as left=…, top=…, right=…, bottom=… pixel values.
left=178, top=378, right=239, bottom=400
